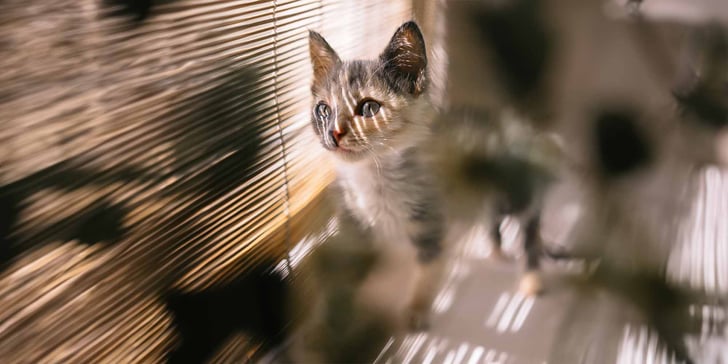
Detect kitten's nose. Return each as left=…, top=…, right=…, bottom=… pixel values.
left=329, top=128, right=346, bottom=146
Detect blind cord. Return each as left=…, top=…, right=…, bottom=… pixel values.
left=271, top=0, right=294, bottom=278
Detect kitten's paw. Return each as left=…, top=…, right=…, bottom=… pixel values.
left=405, top=307, right=431, bottom=331
left=489, top=248, right=513, bottom=262
left=519, top=271, right=543, bottom=296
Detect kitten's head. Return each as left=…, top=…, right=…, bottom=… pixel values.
left=309, top=21, right=429, bottom=161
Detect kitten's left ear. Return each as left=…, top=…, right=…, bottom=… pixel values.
left=380, top=21, right=428, bottom=95
left=309, top=31, right=341, bottom=82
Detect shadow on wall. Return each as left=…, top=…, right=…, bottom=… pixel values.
left=0, top=63, right=289, bottom=362
left=470, top=0, right=553, bottom=116
left=103, top=0, right=179, bottom=21
left=0, top=66, right=266, bottom=270
left=151, top=65, right=276, bottom=284
left=0, top=164, right=140, bottom=270
left=162, top=66, right=270, bottom=204
left=165, top=262, right=289, bottom=364
left=160, top=66, right=290, bottom=361
left=674, top=25, right=728, bottom=129
left=592, top=106, right=653, bottom=179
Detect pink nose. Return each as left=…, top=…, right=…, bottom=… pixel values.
left=329, top=128, right=346, bottom=146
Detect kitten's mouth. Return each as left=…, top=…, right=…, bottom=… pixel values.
left=321, top=140, right=365, bottom=158
left=322, top=144, right=350, bottom=152
left=330, top=145, right=365, bottom=159
left=335, top=146, right=357, bottom=155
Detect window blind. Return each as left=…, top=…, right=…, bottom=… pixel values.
left=0, top=0, right=412, bottom=362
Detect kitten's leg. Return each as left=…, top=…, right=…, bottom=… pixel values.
left=409, top=253, right=446, bottom=331
left=489, top=216, right=509, bottom=261
left=408, top=227, right=445, bottom=331
left=520, top=215, right=543, bottom=296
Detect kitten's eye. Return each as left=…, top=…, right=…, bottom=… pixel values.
left=315, top=102, right=331, bottom=120
left=359, top=100, right=381, bottom=118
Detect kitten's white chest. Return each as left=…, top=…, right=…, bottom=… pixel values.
left=336, top=161, right=413, bottom=244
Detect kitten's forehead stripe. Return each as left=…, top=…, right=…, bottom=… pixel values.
left=344, top=89, right=356, bottom=116
left=347, top=61, right=369, bottom=90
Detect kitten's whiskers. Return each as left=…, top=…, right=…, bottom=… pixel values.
left=376, top=140, right=399, bottom=155
left=365, top=145, right=383, bottom=178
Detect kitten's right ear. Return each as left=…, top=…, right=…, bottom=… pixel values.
left=380, top=21, right=428, bottom=95
left=309, top=31, right=341, bottom=81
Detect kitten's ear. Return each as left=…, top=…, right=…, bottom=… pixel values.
left=380, top=21, right=428, bottom=95
left=309, top=31, right=341, bottom=81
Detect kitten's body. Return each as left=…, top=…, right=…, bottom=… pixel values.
left=336, top=150, right=429, bottom=241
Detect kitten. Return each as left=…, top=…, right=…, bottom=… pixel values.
left=308, top=21, right=557, bottom=329
left=309, top=21, right=444, bottom=329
